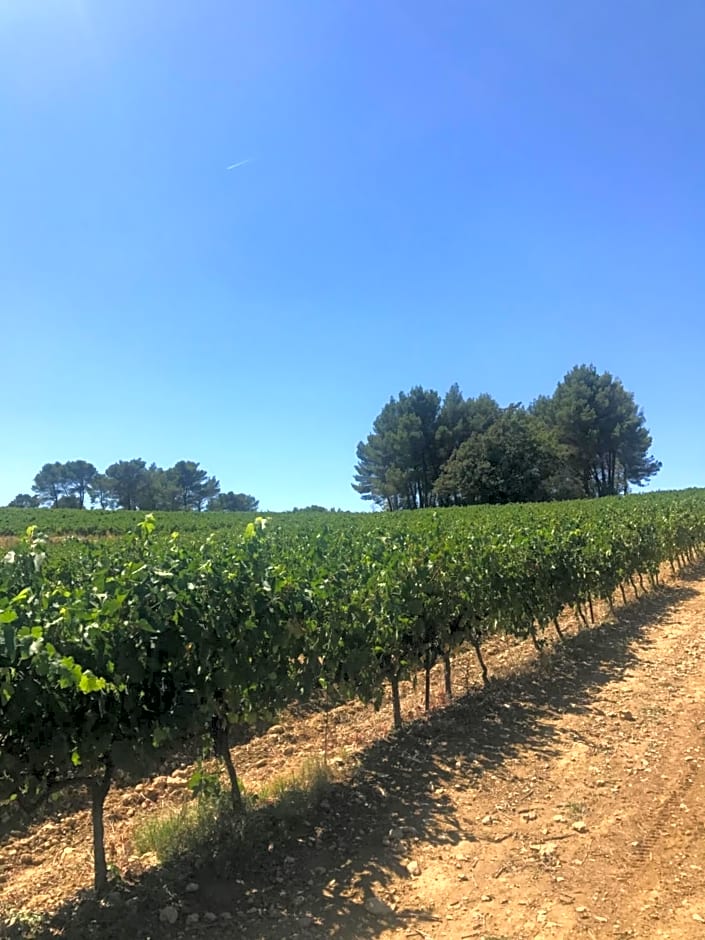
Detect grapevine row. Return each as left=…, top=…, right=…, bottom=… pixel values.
left=1, top=491, right=705, bottom=891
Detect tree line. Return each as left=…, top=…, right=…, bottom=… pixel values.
left=7, top=459, right=259, bottom=512
left=353, top=364, right=661, bottom=510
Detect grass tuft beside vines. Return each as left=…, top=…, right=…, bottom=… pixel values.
left=133, top=758, right=333, bottom=863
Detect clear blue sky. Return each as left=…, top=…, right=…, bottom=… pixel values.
left=2, top=1, right=704, bottom=510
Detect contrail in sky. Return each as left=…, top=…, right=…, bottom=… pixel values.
left=227, top=160, right=250, bottom=170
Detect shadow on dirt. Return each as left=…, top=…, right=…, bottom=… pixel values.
left=2, top=573, right=700, bottom=940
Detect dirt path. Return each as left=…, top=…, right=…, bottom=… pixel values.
left=3, top=567, right=705, bottom=939
left=365, top=571, right=705, bottom=940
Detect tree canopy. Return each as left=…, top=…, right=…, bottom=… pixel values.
left=435, top=406, right=561, bottom=505
left=353, top=387, right=442, bottom=510
left=531, top=365, right=661, bottom=497
left=354, top=366, right=660, bottom=509
left=208, top=492, right=260, bottom=512
left=7, top=493, right=40, bottom=509
left=9, top=459, right=256, bottom=512
left=31, top=460, right=97, bottom=509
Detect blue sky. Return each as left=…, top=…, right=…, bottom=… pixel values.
left=2, top=1, right=704, bottom=510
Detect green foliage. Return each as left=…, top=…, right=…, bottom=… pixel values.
left=354, top=369, right=660, bottom=509
left=102, top=458, right=149, bottom=511
left=1, top=490, right=704, bottom=888
left=133, top=788, right=232, bottom=862
left=9, top=458, right=234, bottom=514
left=7, top=494, right=40, bottom=509
left=435, top=406, right=561, bottom=504
left=88, top=474, right=117, bottom=510
left=353, top=386, right=443, bottom=509
left=0, top=508, right=262, bottom=537
left=534, top=364, right=661, bottom=496
left=168, top=461, right=220, bottom=511
left=187, top=765, right=223, bottom=800
left=134, top=757, right=331, bottom=863
left=31, top=460, right=98, bottom=508
left=256, top=757, right=331, bottom=819
left=208, top=491, right=259, bottom=512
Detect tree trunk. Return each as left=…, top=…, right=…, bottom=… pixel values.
left=212, top=716, right=243, bottom=813
left=90, top=761, right=113, bottom=895
left=470, top=633, right=488, bottom=685
left=221, top=744, right=244, bottom=814
left=443, top=651, right=452, bottom=700
left=424, top=651, right=432, bottom=712
left=582, top=468, right=592, bottom=497
left=553, top=617, right=564, bottom=640
left=323, top=689, right=331, bottom=765
left=390, top=673, right=402, bottom=729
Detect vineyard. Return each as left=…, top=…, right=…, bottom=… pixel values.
left=0, top=508, right=260, bottom=539
left=2, top=490, right=705, bottom=907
